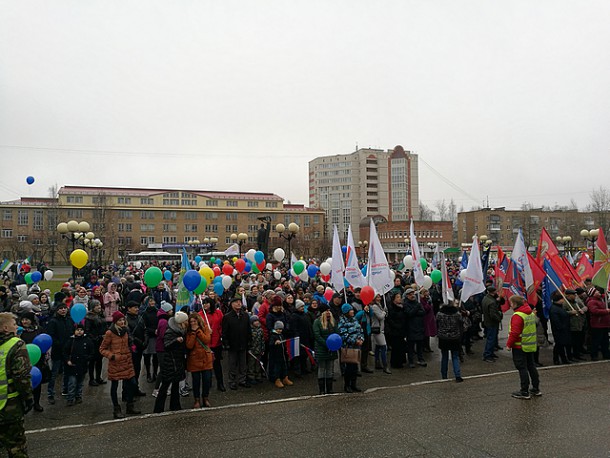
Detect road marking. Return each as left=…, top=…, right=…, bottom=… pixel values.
left=26, top=359, right=609, bottom=435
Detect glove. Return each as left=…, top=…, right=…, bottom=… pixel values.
left=111, top=354, right=116, bottom=361
left=24, top=399, right=34, bottom=414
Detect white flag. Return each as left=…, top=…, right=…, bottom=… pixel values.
left=345, top=225, right=367, bottom=289
left=441, top=253, right=455, bottom=304
left=511, top=229, right=534, bottom=297
left=224, top=243, right=239, bottom=257
left=366, top=219, right=393, bottom=294
left=410, top=219, right=425, bottom=286
left=432, top=243, right=441, bottom=269
left=290, top=252, right=298, bottom=267
left=460, top=235, right=486, bottom=303
left=330, top=225, right=345, bottom=293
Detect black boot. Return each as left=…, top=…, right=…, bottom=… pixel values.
left=325, top=378, right=333, bottom=394
left=217, top=382, right=226, bottom=392
left=126, top=402, right=141, bottom=415
left=113, top=405, right=124, bottom=419
left=344, top=376, right=353, bottom=393
left=318, top=379, right=325, bottom=395
left=350, top=375, right=362, bottom=393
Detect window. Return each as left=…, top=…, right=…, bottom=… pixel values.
left=140, top=211, right=155, bottom=220
left=266, top=202, right=278, bottom=208
left=205, top=212, right=217, bottom=220
left=3, top=210, right=12, bottom=221
left=248, top=201, right=259, bottom=208
left=140, top=198, right=154, bottom=205
left=184, top=212, right=198, bottom=220
left=181, top=199, right=197, bottom=206
left=163, top=199, right=179, bottom=205
left=163, top=224, right=177, bottom=232
left=205, top=200, right=218, bottom=206
left=118, top=210, right=132, bottom=219
left=163, top=192, right=179, bottom=198
left=125, top=237, right=132, bottom=246
left=163, top=236, right=177, bottom=243
left=18, top=210, right=28, bottom=226
left=225, top=225, right=237, bottom=232
left=118, top=237, right=125, bottom=245
left=17, top=235, right=27, bottom=242
left=304, top=215, right=310, bottom=227
left=33, top=210, right=44, bottom=230
left=118, top=223, right=132, bottom=232
left=226, top=200, right=238, bottom=207
left=66, top=196, right=83, bottom=203
left=117, top=197, right=131, bottom=204
left=1, top=229, right=12, bottom=238
left=140, top=237, right=148, bottom=246
left=67, top=209, right=83, bottom=219
left=163, top=211, right=176, bottom=220
left=204, top=224, right=218, bottom=232
left=140, top=224, right=155, bottom=232
left=184, top=224, right=198, bottom=233
left=226, top=213, right=238, bottom=221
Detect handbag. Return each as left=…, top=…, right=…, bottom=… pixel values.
left=340, top=348, right=361, bottom=364
left=370, top=326, right=381, bottom=335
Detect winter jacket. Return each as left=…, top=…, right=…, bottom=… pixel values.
left=142, top=305, right=159, bottom=339
left=549, top=301, right=572, bottom=346
left=482, top=294, right=503, bottom=328
left=386, top=301, right=408, bottom=339
left=221, top=310, right=251, bottom=351
left=84, top=311, right=107, bottom=346
left=338, top=316, right=364, bottom=349
left=198, top=308, right=223, bottom=348
left=587, top=296, right=610, bottom=329
left=506, top=305, right=534, bottom=350
left=435, top=305, right=463, bottom=352
left=288, top=310, right=313, bottom=348
left=266, top=311, right=291, bottom=337
left=46, top=313, right=75, bottom=361
left=126, top=312, right=146, bottom=352
left=404, top=298, right=426, bottom=341
left=155, top=310, right=169, bottom=353
left=249, top=326, right=265, bottom=355
left=63, top=334, right=94, bottom=376
left=99, top=324, right=136, bottom=381
left=312, top=318, right=338, bottom=362
left=160, top=317, right=186, bottom=382
left=185, top=325, right=213, bottom=372
left=268, top=330, right=286, bottom=363
left=421, top=296, right=437, bottom=338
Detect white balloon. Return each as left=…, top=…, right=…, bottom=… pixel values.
left=221, top=275, right=232, bottom=289
left=458, top=256, right=463, bottom=262
left=273, top=270, right=281, bottom=280
left=135, top=261, right=142, bottom=269
left=325, top=258, right=332, bottom=265
left=299, top=270, right=309, bottom=281
left=422, top=275, right=433, bottom=289
left=290, top=268, right=298, bottom=278
left=273, top=248, right=285, bottom=262
left=199, top=261, right=206, bottom=268
left=389, top=270, right=395, bottom=281
left=319, top=262, right=331, bottom=276
left=266, top=263, right=273, bottom=271
left=246, top=249, right=256, bottom=263
left=459, top=269, right=467, bottom=281
left=44, top=270, right=54, bottom=281
left=403, top=255, right=414, bottom=269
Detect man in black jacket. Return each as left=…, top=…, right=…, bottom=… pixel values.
left=46, top=303, right=74, bottom=404
left=482, top=286, right=504, bottom=362
left=222, top=297, right=251, bottom=390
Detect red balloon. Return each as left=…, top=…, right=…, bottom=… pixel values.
left=323, top=288, right=334, bottom=302
left=321, top=274, right=330, bottom=282
left=222, top=264, right=234, bottom=276
left=360, top=286, right=375, bottom=305
left=213, top=266, right=221, bottom=277
left=235, top=258, right=246, bottom=273
left=257, top=260, right=266, bottom=271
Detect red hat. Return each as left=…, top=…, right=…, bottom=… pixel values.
left=62, top=282, right=71, bottom=288
left=271, top=296, right=283, bottom=308
left=112, top=311, right=125, bottom=323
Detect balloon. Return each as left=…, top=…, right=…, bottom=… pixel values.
left=33, top=333, right=52, bottom=353
left=257, top=260, right=266, bottom=272
left=360, top=286, right=375, bottom=305
left=251, top=263, right=260, bottom=274
left=320, top=274, right=330, bottom=282
left=232, top=257, right=238, bottom=262
left=31, top=366, right=42, bottom=389
left=293, top=260, right=305, bottom=275
left=193, top=277, right=208, bottom=295
left=235, top=258, right=246, bottom=273
left=307, top=264, right=319, bottom=278
left=144, top=266, right=163, bottom=288
left=273, top=270, right=281, bottom=280
left=26, top=176, right=35, bottom=185
left=26, top=343, right=42, bottom=365
left=210, top=257, right=216, bottom=264
left=420, top=258, right=428, bottom=271
left=422, top=276, right=433, bottom=289
left=299, top=270, right=309, bottom=281
left=319, top=262, right=331, bottom=276
left=323, top=288, right=334, bottom=302
left=70, top=303, right=87, bottom=323
left=244, top=261, right=252, bottom=273
left=24, top=273, right=33, bottom=285
left=164, top=270, right=173, bottom=281
left=213, top=282, right=225, bottom=295
left=273, top=248, right=285, bottom=262
left=212, top=266, right=221, bottom=277
left=246, top=249, right=256, bottom=263
left=43, top=270, right=54, bottom=281
left=199, top=266, right=214, bottom=285
left=389, top=270, right=396, bottom=281
left=31, top=271, right=42, bottom=283
left=221, top=275, right=232, bottom=289
left=194, top=256, right=202, bottom=264
left=266, top=262, right=273, bottom=271
left=199, top=261, right=205, bottom=268
left=222, top=264, right=234, bottom=276
left=341, top=245, right=347, bottom=254
left=459, top=270, right=467, bottom=281
left=184, top=270, right=202, bottom=291
left=403, top=255, right=414, bottom=269
left=430, top=269, right=442, bottom=284
left=213, top=276, right=222, bottom=284
left=134, top=261, right=142, bottom=269
left=290, top=269, right=298, bottom=278
left=326, top=333, right=342, bottom=351
left=361, top=265, right=368, bottom=276
left=254, top=251, right=265, bottom=264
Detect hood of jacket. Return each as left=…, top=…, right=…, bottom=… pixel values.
left=167, top=317, right=186, bottom=335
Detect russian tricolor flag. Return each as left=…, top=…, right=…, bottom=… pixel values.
left=286, top=337, right=300, bottom=360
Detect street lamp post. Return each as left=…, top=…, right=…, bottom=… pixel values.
left=358, top=240, right=368, bottom=263
left=56, top=220, right=92, bottom=279
left=556, top=235, right=572, bottom=257
left=580, top=229, right=599, bottom=257
left=230, top=233, right=248, bottom=257
left=276, top=223, right=299, bottom=266
left=187, top=239, right=201, bottom=259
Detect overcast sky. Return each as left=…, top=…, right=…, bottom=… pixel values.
left=1, top=1, right=609, bottom=213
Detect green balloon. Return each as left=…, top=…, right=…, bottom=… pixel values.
left=210, top=257, right=216, bottom=264
left=194, top=277, right=208, bottom=295
left=293, top=261, right=305, bottom=275
left=251, top=263, right=260, bottom=274
left=24, top=272, right=33, bottom=285
left=27, top=343, right=41, bottom=365
left=420, top=258, right=428, bottom=271
left=144, top=266, right=163, bottom=288
left=430, top=269, right=442, bottom=284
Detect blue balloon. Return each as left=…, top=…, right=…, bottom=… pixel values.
left=341, top=245, right=347, bottom=254
left=33, top=333, right=52, bottom=353
left=244, top=261, right=252, bottom=273
left=26, top=176, right=35, bottom=185
left=31, top=366, right=42, bottom=388
left=254, top=250, right=265, bottom=264
left=70, top=303, right=86, bottom=323
left=361, top=265, right=367, bottom=276
left=17, top=326, right=23, bottom=336
left=213, top=276, right=222, bottom=284
left=163, top=270, right=172, bottom=281
left=307, top=264, right=319, bottom=278
left=31, top=271, right=42, bottom=283
left=213, top=283, right=225, bottom=295
left=326, top=333, right=343, bottom=351
left=183, top=270, right=202, bottom=292
left=194, top=256, right=202, bottom=264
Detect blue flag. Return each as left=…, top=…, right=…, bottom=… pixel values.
left=542, top=258, right=563, bottom=319
left=454, top=250, right=469, bottom=287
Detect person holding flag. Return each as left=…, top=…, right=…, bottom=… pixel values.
left=585, top=287, right=610, bottom=360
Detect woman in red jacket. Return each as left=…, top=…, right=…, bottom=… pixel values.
left=586, top=287, right=610, bottom=360
left=198, top=297, right=225, bottom=391
left=186, top=313, right=213, bottom=408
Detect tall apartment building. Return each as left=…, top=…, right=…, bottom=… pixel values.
left=309, top=145, right=419, bottom=239
left=0, top=186, right=325, bottom=265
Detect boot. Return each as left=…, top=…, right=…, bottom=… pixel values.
left=126, top=403, right=141, bottom=415
left=325, top=378, right=333, bottom=394
left=375, top=361, right=383, bottom=370
left=344, top=376, right=353, bottom=393
left=318, top=379, right=325, bottom=395
left=217, top=382, right=226, bottom=392
left=193, top=398, right=201, bottom=409
left=282, top=376, right=293, bottom=386
left=202, top=397, right=211, bottom=408
left=274, top=379, right=285, bottom=388
left=113, top=405, right=124, bottom=419
left=350, top=376, right=362, bottom=393
left=383, top=364, right=392, bottom=375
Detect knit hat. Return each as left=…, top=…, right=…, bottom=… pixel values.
left=54, top=292, right=66, bottom=305
left=112, top=311, right=125, bottom=323
left=271, top=296, right=283, bottom=308
left=20, top=311, right=37, bottom=324
left=160, top=301, right=173, bottom=312
left=587, top=287, right=597, bottom=297
left=88, top=299, right=101, bottom=311
left=316, top=285, right=325, bottom=292
left=295, top=299, right=305, bottom=310
left=74, top=323, right=85, bottom=331
left=174, top=311, right=188, bottom=325
left=341, top=303, right=353, bottom=315
left=27, top=294, right=39, bottom=302
left=250, top=315, right=260, bottom=324
left=317, top=303, right=329, bottom=313
left=275, top=291, right=286, bottom=301
left=575, top=287, right=585, bottom=295
left=274, top=320, right=284, bottom=330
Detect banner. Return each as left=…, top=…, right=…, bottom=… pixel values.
left=330, top=225, right=345, bottom=293
left=366, top=218, right=393, bottom=295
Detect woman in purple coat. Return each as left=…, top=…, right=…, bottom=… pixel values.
left=421, top=288, right=437, bottom=352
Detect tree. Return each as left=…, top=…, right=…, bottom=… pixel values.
left=569, top=199, right=579, bottom=211
left=419, top=201, right=435, bottom=221
left=588, top=186, right=610, bottom=231
left=435, top=199, right=448, bottom=221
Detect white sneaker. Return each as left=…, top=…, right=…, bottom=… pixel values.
left=152, top=389, right=159, bottom=398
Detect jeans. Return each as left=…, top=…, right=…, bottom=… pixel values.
left=111, top=377, right=137, bottom=406
left=48, top=359, right=68, bottom=398
left=374, top=345, right=388, bottom=366
left=66, top=374, right=84, bottom=401
left=512, top=348, right=540, bottom=393
left=227, top=350, right=247, bottom=386
left=440, top=349, right=461, bottom=379
left=483, top=327, right=499, bottom=359
left=191, top=370, right=212, bottom=399
left=211, top=346, right=225, bottom=386
left=407, top=340, right=424, bottom=364
left=88, top=348, right=103, bottom=381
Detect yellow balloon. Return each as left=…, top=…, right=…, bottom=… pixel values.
left=70, top=249, right=88, bottom=269
left=199, top=266, right=214, bottom=285
left=232, top=257, right=238, bottom=262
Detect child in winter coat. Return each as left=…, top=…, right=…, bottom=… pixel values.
left=269, top=321, right=293, bottom=388
left=63, top=323, right=94, bottom=406
left=247, top=315, right=265, bottom=385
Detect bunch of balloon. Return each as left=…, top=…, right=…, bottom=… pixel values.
left=29, top=333, right=53, bottom=389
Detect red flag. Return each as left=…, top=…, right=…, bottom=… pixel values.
left=527, top=252, right=546, bottom=293
left=495, top=246, right=507, bottom=293
left=575, top=253, right=594, bottom=281
left=536, top=227, right=560, bottom=262
left=501, top=259, right=514, bottom=312
left=561, top=256, right=583, bottom=288
left=592, top=228, right=610, bottom=288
